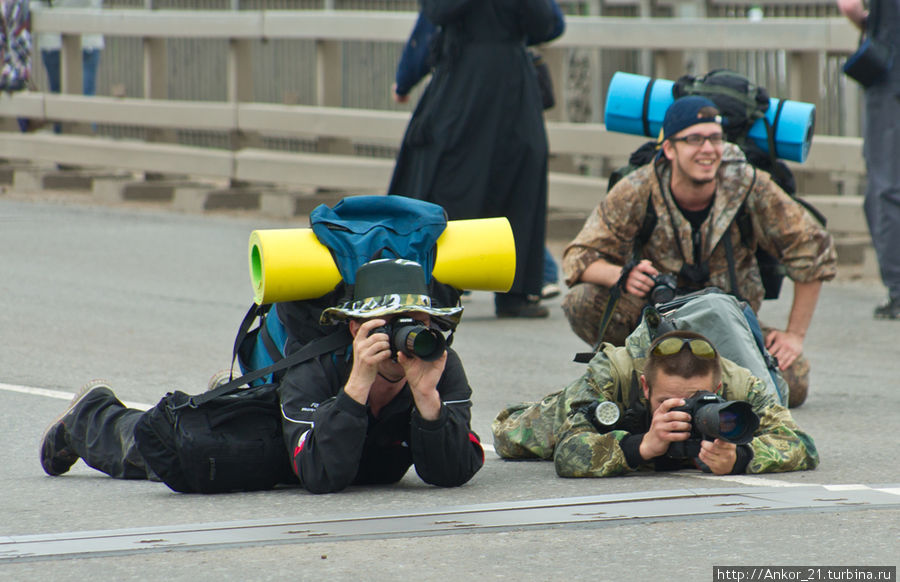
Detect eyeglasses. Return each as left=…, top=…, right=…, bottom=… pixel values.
left=651, top=337, right=717, bottom=360
left=668, top=133, right=725, bottom=147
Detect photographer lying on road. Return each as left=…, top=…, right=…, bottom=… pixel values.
left=41, top=259, right=484, bottom=493
left=492, top=329, right=818, bottom=477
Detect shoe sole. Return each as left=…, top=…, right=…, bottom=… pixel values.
left=39, top=379, right=112, bottom=476
left=207, top=369, right=236, bottom=391
left=496, top=310, right=550, bottom=319
left=541, top=285, right=562, bottom=299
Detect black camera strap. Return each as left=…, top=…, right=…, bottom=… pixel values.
left=576, top=259, right=638, bottom=363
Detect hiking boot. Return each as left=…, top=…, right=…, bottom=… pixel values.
left=874, top=297, right=900, bottom=320
left=39, top=379, right=112, bottom=477
left=787, top=382, right=808, bottom=408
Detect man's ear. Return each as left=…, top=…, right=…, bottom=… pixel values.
left=640, top=374, right=651, bottom=400
left=348, top=320, right=361, bottom=338
left=661, top=139, right=675, bottom=161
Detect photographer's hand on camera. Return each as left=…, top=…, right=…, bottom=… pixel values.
left=398, top=349, right=446, bottom=421
left=639, top=397, right=691, bottom=461
left=620, top=259, right=659, bottom=298
left=345, top=319, right=395, bottom=405
left=697, top=439, right=738, bottom=475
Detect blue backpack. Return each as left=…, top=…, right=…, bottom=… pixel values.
left=226, top=195, right=455, bottom=389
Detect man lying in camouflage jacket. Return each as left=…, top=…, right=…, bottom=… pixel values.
left=491, top=329, right=818, bottom=477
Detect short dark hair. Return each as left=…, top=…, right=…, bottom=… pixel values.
left=643, top=330, right=722, bottom=393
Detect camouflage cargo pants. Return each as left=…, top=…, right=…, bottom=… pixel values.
left=561, top=282, right=809, bottom=407
left=491, top=390, right=567, bottom=460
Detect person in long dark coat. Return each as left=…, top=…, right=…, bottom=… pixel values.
left=388, top=0, right=558, bottom=318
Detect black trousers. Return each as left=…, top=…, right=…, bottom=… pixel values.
left=64, top=388, right=156, bottom=480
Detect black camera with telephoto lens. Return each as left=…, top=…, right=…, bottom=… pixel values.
left=370, top=317, right=446, bottom=361
left=665, top=391, right=760, bottom=459
left=648, top=273, right=678, bottom=305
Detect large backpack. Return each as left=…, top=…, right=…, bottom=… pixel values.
left=636, top=288, right=788, bottom=406
left=607, top=69, right=825, bottom=301
left=231, top=195, right=460, bottom=388
left=133, top=195, right=462, bottom=494
left=0, top=0, right=31, bottom=92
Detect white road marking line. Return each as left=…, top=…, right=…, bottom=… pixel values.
left=824, top=483, right=872, bottom=491
left=1, top=382, right=151, bottom=411
left=664, top=473, right=818, bottom=488
left=875, top=487, right=900, bottom=496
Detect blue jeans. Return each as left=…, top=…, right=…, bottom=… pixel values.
left=543, top=246, right=558, bottom=285
left=41, top=48, right=102, bottom=133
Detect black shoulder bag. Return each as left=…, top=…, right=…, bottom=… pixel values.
left=843, top=0, right=895, bottom=88
left=133, top=329, right=351, bottom=494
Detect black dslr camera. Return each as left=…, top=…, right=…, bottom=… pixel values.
left=666, top=391, right=760, bottom=459
left=370, top=317, right=446, bottom=361
left=648, top=273, right=678, bottom=305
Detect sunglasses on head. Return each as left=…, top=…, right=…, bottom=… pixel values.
left=651, top=337, right=717, bottom=360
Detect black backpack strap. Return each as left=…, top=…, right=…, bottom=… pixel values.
left=258, top=315, right=284, bottom=365
left=722, top=168, right=758, bottom=301
left=231, top=303, right=269, bottom=370
left=722, top=229, right=746, bottom=303
left=635, top=194, right=658, bottom=259
left=577, top=191, right=658, bottom=363
left=574, top=258, right=639, bottom=363
left=179, top=328, right=352, bottom=410
left=641, top=78, right=656, bottom=137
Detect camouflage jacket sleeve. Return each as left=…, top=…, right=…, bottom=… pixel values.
left=561, top=170, right=654, bottom=287
left=738, top=376, right=820, bottom=473
left=551, top=348, right=648, bottom=478
left=746, top=172, right=837, bottom=284
left=491, top=345, right=640, bottom=477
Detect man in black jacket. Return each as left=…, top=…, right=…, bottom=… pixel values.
left=40, top=259, right=484, bottom=493
left=277, top=258, right=484, bottom=493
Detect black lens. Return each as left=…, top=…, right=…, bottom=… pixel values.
left=405, top=328, right=445, bottom=361
left=650, top=285, right=676, bottom=304
left=693, top=401, right=759, bottom=445
left=391, top=319, right=446, bottom=361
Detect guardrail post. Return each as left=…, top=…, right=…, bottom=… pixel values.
left=788, top=50, right=836, bottom=196
left=228, top=38, right=260, bottom=187
left=60, top=33, right=87, bottom=135
left=839, top=81, right=863, bottom=196
left=544, top=45, right=579, bottom=175
left=142, top=36, right=182, bottom=181
left=659, top=0, right=708, bottom=77
left=316, top=39, right=353, bottom=155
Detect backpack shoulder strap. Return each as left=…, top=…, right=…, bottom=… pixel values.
left=634, top=191, right=657, bottom=260
left=180, top=328, right=352, bottom=409
left=723, top=167, right=758, bottom=298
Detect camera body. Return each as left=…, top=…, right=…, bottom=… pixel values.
left=370, top=317, right=446, bottom=361
left=666, top=391, right=760, bottom=459
left=648, top=273, right=678, bottom=304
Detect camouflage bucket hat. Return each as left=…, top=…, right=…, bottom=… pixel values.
left=319, top=258, right=463, bottom=328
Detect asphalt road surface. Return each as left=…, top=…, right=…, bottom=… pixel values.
left=2, top=195, right=898, bottom=581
